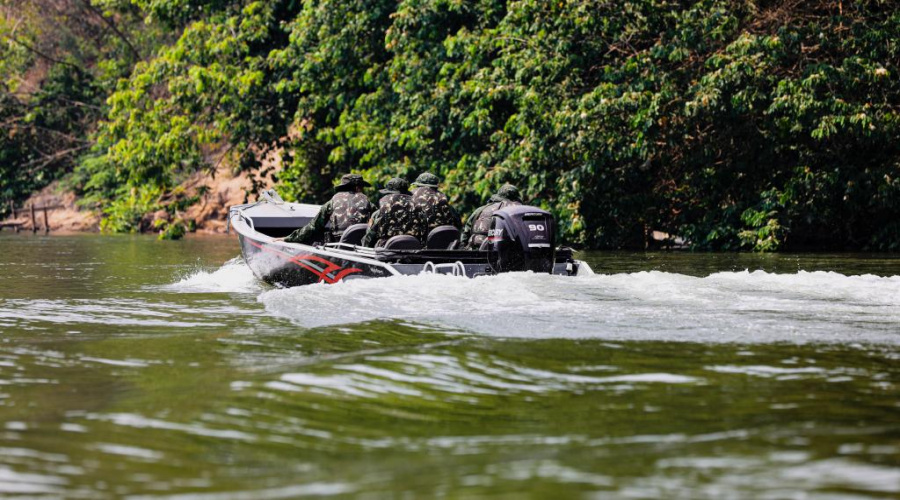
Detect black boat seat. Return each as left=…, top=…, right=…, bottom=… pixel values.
left=426, top=225, right=460, bottom=249
left=382, top=235, right=422, bottom=250
left=339, top=223, right=369, bottom=246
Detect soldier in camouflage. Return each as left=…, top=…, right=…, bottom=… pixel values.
left=460, top=184, right=523, bottom=249
left=362, top=177, right=428, bottom=248
left=411, top=173, right=461, bottom=233
left=283, top=174, right=376, bottom=244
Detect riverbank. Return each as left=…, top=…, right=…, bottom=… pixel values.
left=1, top=182, right=99, bottom=233
left=3, top=2, right=898, bottom=250
left=2, top=167, right=265, bottom=235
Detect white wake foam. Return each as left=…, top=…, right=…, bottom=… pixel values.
left=258, top=270, right=900, bottom=343
left=165, top=258, right=262, bottom=294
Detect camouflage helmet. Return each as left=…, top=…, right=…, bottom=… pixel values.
left=412, top=172, right=440, bottom=188
left=379, top=177, right=411, bottom=195
left=496, top=184, right=521, bottom=202
left=334, top=173, right=371, bottom=192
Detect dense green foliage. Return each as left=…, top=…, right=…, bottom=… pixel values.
left=0, top=0, right=165, bottom=218
left=0, top=34, right=104, bottom=212
left=3, top=0, right=899, bottom=249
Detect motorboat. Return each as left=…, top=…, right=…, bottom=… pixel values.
left=229, top=190, right=590, bottom=287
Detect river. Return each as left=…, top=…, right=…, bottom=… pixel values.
left=0, top=234, right=898, bottom=498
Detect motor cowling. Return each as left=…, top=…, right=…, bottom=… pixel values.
left=488, top=205, right=556, bottom=273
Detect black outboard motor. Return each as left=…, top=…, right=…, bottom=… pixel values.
left=488, top=205, right=556, bottom=273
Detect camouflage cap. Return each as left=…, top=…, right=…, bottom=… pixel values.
left=496, top=184, right=521, bottom=201
left=412, top=172, right=440, bottom=188
left=379, top=177, right=411, bottom=195
left=334, top=173, right=371, bottom=192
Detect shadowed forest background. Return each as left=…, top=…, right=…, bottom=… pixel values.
left=1, top=0, right=898, bottom=250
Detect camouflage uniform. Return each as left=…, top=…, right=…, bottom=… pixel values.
left=411, top=173, right=461, bottom=233
left=362, top=178, right=428, bottom=248
left=284, top=174, right=376, bottom=244
left=460, top=184, right=523, bottom=249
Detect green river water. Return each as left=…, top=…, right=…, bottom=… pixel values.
left=0, top=234, right=898, bottom=498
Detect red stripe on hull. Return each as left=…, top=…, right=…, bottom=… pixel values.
left=247, top=240, right=362, bottom=284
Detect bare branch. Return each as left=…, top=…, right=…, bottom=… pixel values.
left=76, top=0, right=142, bottom=61
left=1, top=33, right=85, bottom=73
left=16, top=144, right=91, bottom=171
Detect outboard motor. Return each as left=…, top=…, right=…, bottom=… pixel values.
left=488, top=205, right=556, bottom=273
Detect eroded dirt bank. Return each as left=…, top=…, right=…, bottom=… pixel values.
left=2, top=167, right=271, bottom=235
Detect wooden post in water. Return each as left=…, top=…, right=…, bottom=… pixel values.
left=30, top=204, right=37, bottom=233
left=43, top=205, right=50, bottom=233
left=11, top=202, right=19, bottom=233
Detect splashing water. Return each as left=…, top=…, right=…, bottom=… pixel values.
left=259, top=269, right=900, bottom=343
left=165, top=257, right=263, bottom=294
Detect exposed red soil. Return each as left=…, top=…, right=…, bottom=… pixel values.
left=2, top=182, right=99, bottom=233
left=2, top=165, right=279, bottom=235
